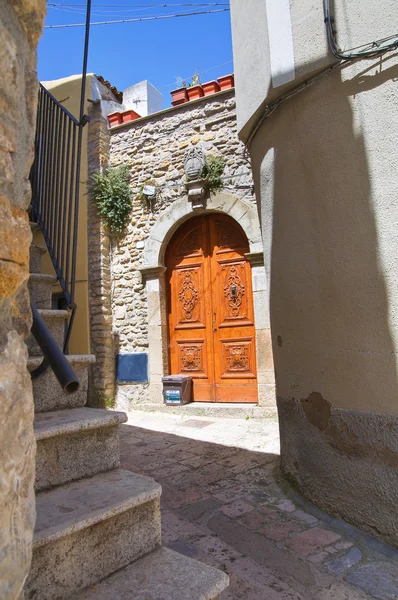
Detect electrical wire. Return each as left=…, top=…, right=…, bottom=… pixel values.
left=323, top=0, right=398, bottom=59
left=44, top=7, right=230, bottom=27
left=245, top=2, right=398, bottom=151
left=160, top=59, right=233, bottom=89
left=47, top=3, right=230, bottom=16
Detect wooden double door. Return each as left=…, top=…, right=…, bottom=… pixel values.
left=166, top=214, right=258, bottom=403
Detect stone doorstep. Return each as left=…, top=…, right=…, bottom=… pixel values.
left=33, top=469, right=161, bottom=548
left=28, top=273, right=57, bottom=309
left=26, top=308, right=69, bottom=356
left=34, top=407, right=127, bottom=441
left=132, top=403, right=278, bottom=420
left=72, top=546, right=229, bottom=600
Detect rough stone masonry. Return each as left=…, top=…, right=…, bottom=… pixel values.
left=0, top=1, right=46, bottom=598
left=91, top=90, right=256, bottom=409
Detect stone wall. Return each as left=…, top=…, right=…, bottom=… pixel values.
left=0, top=0, right=46, bottom=597
left=87, top=101, right=115, bottom=407
left=107, top=91, right=256, bottom=409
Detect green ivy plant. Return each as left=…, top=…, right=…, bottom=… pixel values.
left=89, top=165, right=133, bottom=234
left=203, top=154, right=225, bottom=193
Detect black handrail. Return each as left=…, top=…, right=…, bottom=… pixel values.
left=30, top=84, right=88, bottom=353
left=30, top=302, right=79, bottom=392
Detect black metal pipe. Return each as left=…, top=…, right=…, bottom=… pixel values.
left=79, top=0, right=92, bottom=124
left=30, top=302, right=79, bottom=393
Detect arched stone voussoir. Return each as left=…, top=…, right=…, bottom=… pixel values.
left=142, top=192, right=263, bottom=269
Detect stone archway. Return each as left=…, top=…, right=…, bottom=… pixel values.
left=142, top=192, right=264, bottom=269
left=140, top=192, right=276, bottom=409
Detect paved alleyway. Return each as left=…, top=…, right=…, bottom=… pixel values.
left=120, top=411, right=398, bottom=600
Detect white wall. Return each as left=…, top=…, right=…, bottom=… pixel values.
left=229, top=0, right=398, bottom=546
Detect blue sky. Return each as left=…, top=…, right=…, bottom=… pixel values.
left=38, top=1, right=233, bottom=107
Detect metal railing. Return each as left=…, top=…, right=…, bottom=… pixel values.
left=30, top=84, right=89, bottom=352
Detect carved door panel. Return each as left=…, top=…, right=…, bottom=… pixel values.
left=166, top=217, right=215, bottom=401
left=166, top=214, right=257, bottom=403
left=209, top=215, right=258, bottom=402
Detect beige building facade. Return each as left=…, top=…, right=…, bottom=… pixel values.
left=230, top=0, right=398, bottom=546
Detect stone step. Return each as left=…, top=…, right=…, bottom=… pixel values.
left=28, top=273, right=57, bottom=309
left=27, top=308, right=69, bottom=356
left=28, top=354, right=96, bottom=413
left=29, top=243, right=47, bottom=273
left=34, top=408, right=127, bottom=491
left=25, top=470, right=162, bottom=600
left=134, top=402, right=278, bottom=419
left=73, top=546, right=229, bottom=600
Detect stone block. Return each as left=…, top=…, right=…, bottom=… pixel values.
left=286, top=528, right=341, bottom=556
left=9, top=0, right=47, bottom=47
left=324, top=547, right=362, bottom=575
left=29, top=354, right=96, bottom=412
left=257, top=384, right=276, bottom=407
left=28, top=273, right=56, bottom=309
left=73, top=547, right=229, bottom=600
left=255, top=329, right=274, bottom=374
left=34, top=408, right=126, bottom=491
left=347, top=562, right=398, bottom=599
left=26, top=309, right=68, bottom=356
left=29, top=244, right=46, bottom=274
left=0, top=332, right=35, bottom=600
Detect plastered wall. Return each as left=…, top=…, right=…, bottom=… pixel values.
left=230, top=0, right=398, bottom=546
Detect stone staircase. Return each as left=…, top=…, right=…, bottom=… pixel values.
left=24, top=230, right=229, bottom=599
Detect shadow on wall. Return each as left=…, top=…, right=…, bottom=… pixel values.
left=250, top=55, right=398, bottom=545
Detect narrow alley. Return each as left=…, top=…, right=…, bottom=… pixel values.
left=120, top=411, right=398, bottom=600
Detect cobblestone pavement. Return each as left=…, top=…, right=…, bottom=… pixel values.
left=120, top=410, right=398, bottom=600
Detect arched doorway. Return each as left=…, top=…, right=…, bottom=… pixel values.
left=165, top=213, right=258, bottom=403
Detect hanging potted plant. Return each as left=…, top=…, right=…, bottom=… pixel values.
left=171, top=77, right=188, bottom=106
left=217, top=74, right=235, bottom=90
left=202, top=80, right=220, bottom=96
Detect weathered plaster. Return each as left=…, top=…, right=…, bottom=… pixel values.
left=230, top=0, right=398, bottom=545
left=279, top=396, right=398, bottom=547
